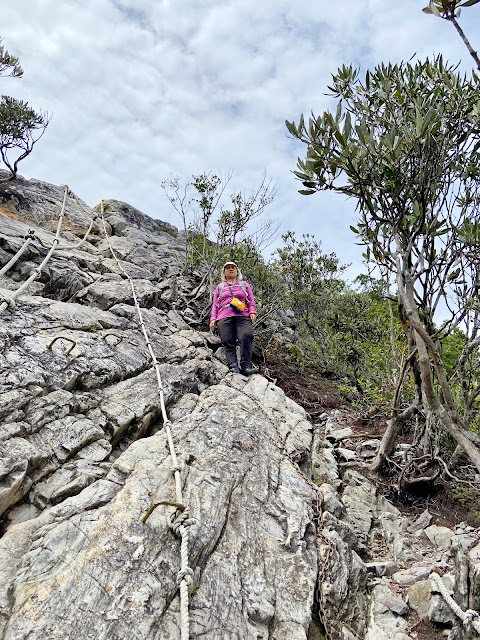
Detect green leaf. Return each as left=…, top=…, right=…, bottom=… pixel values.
left=298, top=189, right=316, bottom=195
left=344, top=111, right=352, bottom=139
left=429, top=0, right=442, bottom=15
left=415, top=107, right=423, bottom=136
left=448, top=268, right=461, bottom=282
left=459, top=0, right=480, bottom=7
left=350, top=225, right=359, bottom=233
left=336, top=101, right=342, bottom=122
left=285, top=120, right=298, bottom=136
left=293, top=170, right=312, bottom=180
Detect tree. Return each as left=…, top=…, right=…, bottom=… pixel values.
left=423, top=0, right=480, bottom=71
left=272, top=231, right=346, bottom=343
left=162, top=171, right=279, bottom=316
left=272, top=233, right=405, bottom=396
left=286, top=58, right=480, bottom=476
left=0, top=39, right=49, bottom=182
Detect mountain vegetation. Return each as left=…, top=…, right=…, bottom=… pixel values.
left=281, top=10, right=480, bottom=504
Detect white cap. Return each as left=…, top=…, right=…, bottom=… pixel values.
left=223, top=261, right=238, bottom=269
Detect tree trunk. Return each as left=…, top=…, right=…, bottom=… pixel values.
left=370, top=305, right=421, bottom=473
left=370, top=403, right=419, bottom=472
left=402, top=274, right=480, bottom=474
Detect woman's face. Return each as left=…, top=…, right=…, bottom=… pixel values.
left=225, top=265, right=237, bottom=278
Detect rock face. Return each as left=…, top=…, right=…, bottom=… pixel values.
left=1, top=174, right=480, bottom=640
left=0, top=376, right=318, bottom=640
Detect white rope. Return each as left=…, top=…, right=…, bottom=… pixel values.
left=60, top=191, right=98, bottom=250
left=0, top=186, right=69, bottom=315
left=0, top=230, right=35, bottom=277
left=0, top=186, right=98, bottom=314
left=56, top=215, right=95, bottom=250
left=430, top=571, right=480, bottom=633
left=98, top=201, right=194, bottom=640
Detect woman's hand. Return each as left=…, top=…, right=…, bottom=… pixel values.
left=209, top=320, right=216, bottom=332
left=249, top=313, right=257, bottom=323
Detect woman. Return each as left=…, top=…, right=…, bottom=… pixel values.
left=210, top=261, right=258, bottom=375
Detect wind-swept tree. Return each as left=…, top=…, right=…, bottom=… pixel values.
left=0, top=39, right=49, bottom=182
left=286, top=57, right=480, bottom=476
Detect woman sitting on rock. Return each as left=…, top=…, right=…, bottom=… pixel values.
left=209, top=261, right=258, bottom=375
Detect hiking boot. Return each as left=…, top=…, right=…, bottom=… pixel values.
left=240, top=363, right=258, bottom=376
left=229, top=363, right=241, bottom=373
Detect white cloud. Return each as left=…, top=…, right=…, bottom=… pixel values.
left=1, top=0, right=479, bottom=281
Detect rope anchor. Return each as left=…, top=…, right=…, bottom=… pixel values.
left=47, top=336, right=77, bottom=355
left=103, top=333, right=124, bottom=346
left=141, top=501, right=186, bottom=524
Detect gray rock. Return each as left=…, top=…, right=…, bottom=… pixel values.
left=470, top=562, right=480, bottom=612
left=453, top=533, right=478, bottom=550
left=319, top=483, right=346, bottom=518
left=407, top=508, right=433, bottom=534
left=428, top=573, right=456, bottom=625
left=31, top=459, right=111, bottom=507
left=424, top=524, right=455, bottom=550
left=393, top=565, right=432, bottom=586
left=74, top=275, right=165, bottom=310
left=0, top=379, right=318, bottom=640
left=356, top=439, right=380, bottom=459
left=0, top=438, right=47, bottom=516
left=380, top=511, right=423, bottom=564
left=320, top=513, right=368, bottom=639
left=312, top=443, right=340, bottom=489
left=385, top=595, right=409, bottom=616
left=326, top=427, right=353, bottom=441
left=342, top=471, right=377, bottom=546
left=1, top=173, right=473, bottom=640
left=0, top=175, right=99, bottom=234
left=367, top=583, right=409, bottom=639
left=365, top=561, right=400, bottom=577
left=468, top=542, right=480, bottom=562
left=337, top=447, right=357, bottom=461
left=408, top=578, right=434, bottom=619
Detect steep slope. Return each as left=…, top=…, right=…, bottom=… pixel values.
left=1, top=174, right=480, bottom=640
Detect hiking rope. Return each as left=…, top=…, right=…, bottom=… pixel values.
left=61, top=191, right=100, bottom=250
left=0, top=229, right=35, bottom=277
left=0, top=187, right=98, bottom=313
left=430, top=571, right=480, bottom=633
left=57, top=215, right=95, bottom=250
left=0, top=186, right=69, bottom=315
left=98, top=200, right=195, bottom=640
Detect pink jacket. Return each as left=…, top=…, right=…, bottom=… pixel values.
left=210, top=280, right=257, bottom=322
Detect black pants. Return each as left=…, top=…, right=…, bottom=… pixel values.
left=217, top=316, right=253, bottom=367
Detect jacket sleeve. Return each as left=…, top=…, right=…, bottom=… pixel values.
left=210, top=285, right=220, bottom=321
left=245, top=282, right=257, bottom=315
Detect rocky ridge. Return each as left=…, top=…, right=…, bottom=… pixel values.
left=0, top=174, right=479, bottom=639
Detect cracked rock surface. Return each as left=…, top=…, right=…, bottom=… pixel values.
left=0, top=177, right=319, bottom=640
left=2, top=174, right=480, bottom=640
left=0, top=375, right=318, bottom=640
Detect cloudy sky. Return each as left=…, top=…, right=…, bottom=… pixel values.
left=2, top=1, right=480, bottom=280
